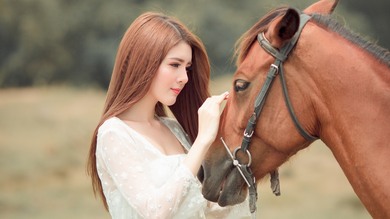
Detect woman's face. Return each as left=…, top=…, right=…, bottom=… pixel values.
left=149, top=41, right=192, bottom=106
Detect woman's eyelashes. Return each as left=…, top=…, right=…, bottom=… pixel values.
left=169, top=63, right=192, bottom=72
left=170, top=63, right=180, bottom=68
left=185, top=65, right=192, bottom=72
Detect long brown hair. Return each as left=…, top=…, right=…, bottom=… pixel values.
left=87, top=12, right=210, bottom=210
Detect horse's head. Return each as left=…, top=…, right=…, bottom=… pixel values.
left=201, top=0, right=339, bottom=206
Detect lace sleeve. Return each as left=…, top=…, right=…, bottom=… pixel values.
left=96, top=125, right=200, bottom=218
left=205, top=198, right=252, bottom=219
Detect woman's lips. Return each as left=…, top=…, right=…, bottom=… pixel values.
left=171, top=88, right=181, bottom=95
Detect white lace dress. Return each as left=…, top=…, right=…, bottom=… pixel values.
left=96, top=116, right=251, bottom=219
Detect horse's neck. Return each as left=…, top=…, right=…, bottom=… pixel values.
left=303, top=29, right=390, bottom=218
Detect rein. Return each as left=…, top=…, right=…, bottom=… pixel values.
left=222, top=13, right=317, bottom=218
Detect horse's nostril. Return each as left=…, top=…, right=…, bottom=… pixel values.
left=197, top=165, right=204, bottom=183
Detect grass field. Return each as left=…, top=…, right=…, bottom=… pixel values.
left=0, top=76, right=371, bottom=219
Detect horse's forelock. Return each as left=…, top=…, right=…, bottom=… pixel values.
left=234, top=7, right=289, bottom=65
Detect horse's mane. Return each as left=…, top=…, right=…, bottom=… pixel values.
left=235, top=7, right=390, bottom=67
left=311, top=13, right=390, bottom=67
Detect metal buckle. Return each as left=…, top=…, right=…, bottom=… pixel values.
left=243, top=129, right=254, bottom=138
left=270, top=64, right=279, bottom=74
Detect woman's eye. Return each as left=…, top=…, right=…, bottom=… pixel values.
left=170, top=63, right=180, bottom=68
left=185, top=66, right=192, bottom=72
left=234, top=79, right=250, bottom=92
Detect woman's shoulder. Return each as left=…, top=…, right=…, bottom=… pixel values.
left=98, top=117, right=126, bottom=135
left=97, top=117, right=140, bottom=147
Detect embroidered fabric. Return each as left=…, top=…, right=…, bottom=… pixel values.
left=96, top=117, right=251, bottom=219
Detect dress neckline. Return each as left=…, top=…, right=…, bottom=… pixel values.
left=112, top=116, right=188, bottom=157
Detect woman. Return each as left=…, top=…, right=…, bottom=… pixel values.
left=87, top=12, right=250, bottom=218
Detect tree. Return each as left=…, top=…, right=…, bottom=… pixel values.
left=0, top=0, right=387, bottom=88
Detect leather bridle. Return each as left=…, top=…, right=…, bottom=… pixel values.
left=221, top=13, right=317, bottom=217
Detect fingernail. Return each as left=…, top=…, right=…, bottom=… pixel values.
left=224, top=91, right=229, bottom=99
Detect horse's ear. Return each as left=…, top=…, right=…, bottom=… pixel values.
left=303, top=0, right=339, bottom=14
left=275, top=9, right=300, bottom=41
left=267, top=8, right=300, bottom=47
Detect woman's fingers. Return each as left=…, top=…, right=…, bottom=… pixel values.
left=213, top=91, right=229, bottom=104
left=198, top=91, right=229, bottom=114
left=204, top=91, right=229, bottom=105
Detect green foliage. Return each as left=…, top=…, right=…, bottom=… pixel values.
left=0, top=0, right=388, bottom=88
left=342, top=0, right=390, bottom=49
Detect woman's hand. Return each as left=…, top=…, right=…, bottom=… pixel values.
left=196, top=91, right=229, bottom=146
left=184, top=91, right=229, bottom=176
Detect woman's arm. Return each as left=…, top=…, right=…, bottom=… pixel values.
left=183, top=91, right=229, bottom=175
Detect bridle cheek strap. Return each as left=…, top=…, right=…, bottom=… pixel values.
left=256, top=13, right=317, bottom=142
left=224, top=13, right=317, bottom=217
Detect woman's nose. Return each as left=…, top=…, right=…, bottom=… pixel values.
left=177, top=67, right=189, bottom=84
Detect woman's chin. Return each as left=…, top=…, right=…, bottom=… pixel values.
left=162, top=98, right=177, bottom=107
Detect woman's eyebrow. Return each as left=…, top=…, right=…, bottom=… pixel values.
left=167, top=57, right=192, bottom=65
left=167, top=57, right=185, bottom=62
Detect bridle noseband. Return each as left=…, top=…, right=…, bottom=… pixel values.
left=221, top=13, right=317, bottom=218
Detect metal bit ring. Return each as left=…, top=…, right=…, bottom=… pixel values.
left=233, top=147, right=252, bottom=167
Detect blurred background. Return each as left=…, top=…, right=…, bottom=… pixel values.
left=1, top=0, right=387, bottom=218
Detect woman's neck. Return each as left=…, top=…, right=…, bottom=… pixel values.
left=118, top=94, right=157, bottom=123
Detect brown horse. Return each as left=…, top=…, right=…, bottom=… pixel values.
left=201, top=0, right=390, bottom=218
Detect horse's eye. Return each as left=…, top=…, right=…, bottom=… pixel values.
left=234, top=79, right=250, bottom=92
